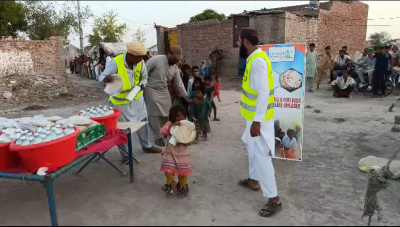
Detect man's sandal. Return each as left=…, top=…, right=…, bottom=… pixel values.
left=238, top=178, right=260, bottom=191
left=259, top=202, right=282, bottom=218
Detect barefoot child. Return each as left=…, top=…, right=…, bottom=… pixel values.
left=160, top=105, right=193, bottom=197
left=213, top=76, right=222, bottom=102
left=203, top=75, right=220, bottom=121
left=191, top=86, right=212, bottom=143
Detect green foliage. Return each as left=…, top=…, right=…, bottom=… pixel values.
left=189, top=9, right=226, bottom=23
left=369, top=32, right=391, bottom=47
left=23, top=1, right=92, bottom=43
left=0, top=1, right=27, bottom=38
left=88, top=10, right=128, bottom=47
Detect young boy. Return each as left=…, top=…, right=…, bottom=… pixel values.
left=191, top=86, right=212, bottom=143
left=282, top=129, right=298, bottom=160
left=203, top=75, right=220, bottom=121
left=373, top=45, right=389, bottom=98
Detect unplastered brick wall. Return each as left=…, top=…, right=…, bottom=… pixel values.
left=177, top=19, right=239, bottom=78
left=250, top=13, right=286, bottom=44
left=317, top=1, right=369, bottom=57
left=285, top=12, right=319, bottom=46
left=0, top=36, right=64, bottom=77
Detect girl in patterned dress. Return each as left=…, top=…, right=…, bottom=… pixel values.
left=160, top=105, right=193, bottom=197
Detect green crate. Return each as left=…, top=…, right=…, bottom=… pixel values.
left=75, top=123, right=106, bottom=151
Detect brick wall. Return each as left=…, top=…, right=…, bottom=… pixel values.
left=0, top=36, right=64, bottom=77
left=250, top=13, right=286, bottom=44
left=317, top=1, right=369, bottom=57
left=285, top=12, right=319, bottom=46
left=177, top=19, right=239, bottom=77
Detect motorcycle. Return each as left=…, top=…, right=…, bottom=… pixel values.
left=350, top=68, right=393, bottom=96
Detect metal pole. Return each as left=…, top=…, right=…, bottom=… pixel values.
left=77, top=0, right=84, bottom=51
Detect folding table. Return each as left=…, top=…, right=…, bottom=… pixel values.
left=0, top=121, right=147, bottom=226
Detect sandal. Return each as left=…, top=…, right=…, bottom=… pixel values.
left=161, top=184, right=168, bottom=192
left=238, top=178, right=260, bottom=191
left=259, top=202, right=282, bottom=218
left=176, top=183, right=189, bottom=199
left=165, top=183, right=175, bottom=196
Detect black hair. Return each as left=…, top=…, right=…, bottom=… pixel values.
left=181, top=64, right=191, bottom=72
left=243, top=36, right=259, bottom=46
left=204, top=75, right=213, bottom=82
left=192, top=66, right=199, bottom=72
left=192, top=77, right=204, bottom=92
left=169, top=105, right=187, bottom=123
left=339, top=50, right=344, bottom=53
left=193, top=85, right=206, bottom=95
left=385, top=45, right=391, bottom=49
left=325, top=46, right=331, bottom=50
left=342, top=46, right=347, bottom=49
left=309, top=43, right=315, bottom=47
left=287, top=128, right=295, bottom=135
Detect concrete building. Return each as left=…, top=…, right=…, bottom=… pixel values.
left=156, top=0, right=369, bottom=78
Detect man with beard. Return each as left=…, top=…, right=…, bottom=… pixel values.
left=145, top=46, right=192, bottom=147
left=237, top=27, right=282, bottom=217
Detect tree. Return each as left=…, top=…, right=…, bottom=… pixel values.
left=133, top=28, right=146, bottom=44
left=88, top=10, right=128, bottom=47
left=189, top=9, right=226, bottom=23
left=369, top=32, right=391, bottom=47
left=0, top=1, right=27, bottom=38
left=23, top=1, right=92, bottom=44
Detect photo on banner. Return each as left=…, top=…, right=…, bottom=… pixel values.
left=260, top=44, right=306, bottom=161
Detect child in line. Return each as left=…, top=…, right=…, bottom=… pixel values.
left=203, top=75, right=220, bottom=121
left=213, top=76, right=222, bottom=102
left=160, top=105, right=193, bottom=198
left=191, top=86, right=212, bottom=143
left=282, top=129, right=298, bottom=159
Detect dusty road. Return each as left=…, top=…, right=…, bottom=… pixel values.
left=1, top=77, right=400, bottom=226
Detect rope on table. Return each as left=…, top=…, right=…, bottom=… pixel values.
left=362, top=149, right=399, bottom=226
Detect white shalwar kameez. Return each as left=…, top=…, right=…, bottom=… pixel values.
left=98, top=54, right=152, bottom=157
left=241, top=48, right=278, bottom=198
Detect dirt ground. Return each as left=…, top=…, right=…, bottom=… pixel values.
left=1, top=74, right=400, bottom=226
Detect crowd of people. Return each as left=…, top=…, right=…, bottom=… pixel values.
left=305, top=43, right=400, bottom=98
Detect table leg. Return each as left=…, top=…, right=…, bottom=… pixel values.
left=75, top=154, right=98, bottom=175
left=127, top=129, right=134, bottom=183
left=44, top=176, right=58, bottom=226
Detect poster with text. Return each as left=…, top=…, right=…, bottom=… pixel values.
left=260, top=44, right=306, bottom=161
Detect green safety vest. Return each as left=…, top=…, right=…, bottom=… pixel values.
left=240, top=51, right=274, bottom=121
left=109, top=53, right=143, bottom=105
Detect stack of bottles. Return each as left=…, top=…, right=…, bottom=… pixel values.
left=79, top=105, right=114, bottom=118
left=0, top=123, right=76, bottom=146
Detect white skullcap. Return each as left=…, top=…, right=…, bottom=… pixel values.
left=126, top=42, right=147, bottom=56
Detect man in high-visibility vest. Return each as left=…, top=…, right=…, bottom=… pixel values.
left=99, top=42, right=161, bottom=164
left=237, top=28, right=282, bottom=217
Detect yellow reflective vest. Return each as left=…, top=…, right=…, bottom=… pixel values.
left=240, top=51, right=274, bottom=121
left=109, top=53, right=143, bottom=105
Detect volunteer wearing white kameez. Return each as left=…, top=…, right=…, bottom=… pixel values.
left=99, top=42, right=161, bottom=163
left=237, top=27, right=282, bottom=218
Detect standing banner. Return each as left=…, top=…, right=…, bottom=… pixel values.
left=260, top=44, right=306, bottom=161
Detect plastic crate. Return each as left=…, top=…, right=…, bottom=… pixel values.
left=76, top=123, right=106, bottom=151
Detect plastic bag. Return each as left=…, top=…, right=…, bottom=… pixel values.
left=30, top=117, right=52, bottom=127
left=17, top=117, right=38, bottom=132
left=46, top=116, right=64, bottom=122
left=68, top=115, right=92, bottom=126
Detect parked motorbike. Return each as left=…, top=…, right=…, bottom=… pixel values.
left=350, top=69, right=393, bottom=96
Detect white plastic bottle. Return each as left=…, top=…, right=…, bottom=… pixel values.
left=55, top=129, right=64, bottom=139
left=64, top=124, right=75, bottom=136
left=108, top=107, right=114, bottom=115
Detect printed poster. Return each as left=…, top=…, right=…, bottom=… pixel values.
left=260, top=44, right=306, bottom=161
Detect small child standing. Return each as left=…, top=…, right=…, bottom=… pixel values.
left=160, top=105, right=193, bottom=198
left=203, top=75, right=220, bottom=121
left=282, top=128, right=298, bottom=159
left=191, top=86, right=212, bottom=143
left=213, top=76, right=222, bottom=102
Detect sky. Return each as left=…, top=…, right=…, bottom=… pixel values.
left=68, top=1, right=400, bottom=49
